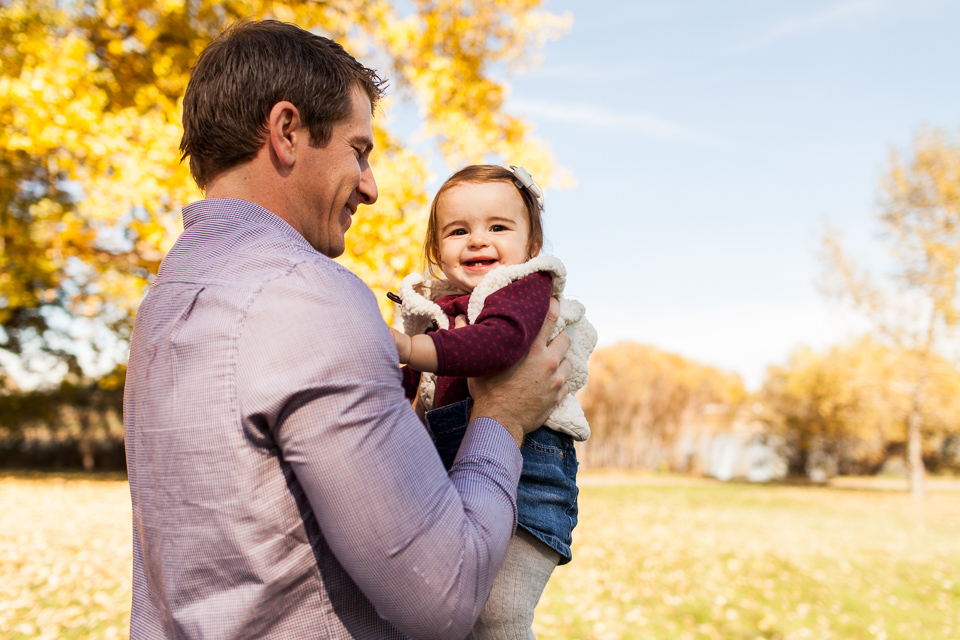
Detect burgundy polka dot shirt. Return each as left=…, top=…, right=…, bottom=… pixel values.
left=403, top=271, right=552, bottom=408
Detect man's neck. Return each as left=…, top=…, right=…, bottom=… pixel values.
left=205, top=156, right=300, bottom=234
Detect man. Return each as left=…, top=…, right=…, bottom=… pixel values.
left=124, top=20, right=571, bottom=639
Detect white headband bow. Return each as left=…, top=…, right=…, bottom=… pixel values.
left=507, top=165, right=543, bottom=207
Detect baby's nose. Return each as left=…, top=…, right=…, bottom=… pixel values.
left=468, top=232, right=489, bottom=247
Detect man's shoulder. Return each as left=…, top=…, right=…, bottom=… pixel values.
left=160, top=213, right=363, bottom=293
left=267, top=254, right=372, bottom=301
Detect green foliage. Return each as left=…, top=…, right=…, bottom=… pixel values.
left=0, top=367, right=125, bottom=436
left=0, top=367, right=126, bottom=470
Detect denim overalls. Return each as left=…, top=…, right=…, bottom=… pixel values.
left=424, top=398, right=579, bottom=564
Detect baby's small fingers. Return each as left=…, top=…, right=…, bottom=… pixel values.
left=454, top=314, right=468, bottom=329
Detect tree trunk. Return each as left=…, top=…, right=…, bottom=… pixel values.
left=906, top=406, right=926, bottom=498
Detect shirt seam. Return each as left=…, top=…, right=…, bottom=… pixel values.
left=231, top=258, right=339, bottom=631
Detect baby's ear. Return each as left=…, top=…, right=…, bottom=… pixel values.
left=528, top=241, right=542, bottom=258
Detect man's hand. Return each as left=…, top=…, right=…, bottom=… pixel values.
left=468, top=298, right=572, bottom=447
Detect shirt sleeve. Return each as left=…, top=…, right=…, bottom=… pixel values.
left=429, top=271, right=552, bottom=378
left=236, top=261, right=523, bottom=640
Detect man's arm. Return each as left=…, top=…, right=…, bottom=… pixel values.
left=237, top=262, right=565, bottom=639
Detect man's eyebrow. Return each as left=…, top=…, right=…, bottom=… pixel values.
left=350, top=134, right=374, bottom=154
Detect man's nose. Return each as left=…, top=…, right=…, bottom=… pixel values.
left=358, top=164, right=378, bottom=205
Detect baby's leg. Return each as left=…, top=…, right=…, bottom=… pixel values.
left=469, top=528, right=561, bottom=640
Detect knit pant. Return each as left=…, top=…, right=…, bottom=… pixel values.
left=468, top=528, right=561, bottom=640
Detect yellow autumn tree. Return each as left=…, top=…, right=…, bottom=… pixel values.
left=822, top=128, right=960, bottom=496
left=760, top=337, right=960, bottom=476
left=578, top=342, right=747, bottom=469
left=0, top=0, right=571, bottom=381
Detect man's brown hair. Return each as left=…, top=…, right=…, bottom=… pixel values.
left=180, top=19, right=386, bottom=190
left=423, top=165, right=545, bottom=277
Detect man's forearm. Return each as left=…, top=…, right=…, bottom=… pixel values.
left=277, top=385, right=522, bottom=640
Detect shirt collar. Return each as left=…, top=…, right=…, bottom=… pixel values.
left=182, top=198, right=317, bottom=253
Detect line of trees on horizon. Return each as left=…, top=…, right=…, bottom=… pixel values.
left=6, top=333, right=960, bottom=485
left=577, top=338, right=960, bottom=483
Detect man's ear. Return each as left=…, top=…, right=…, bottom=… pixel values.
left=267, top=101, right=303, bottom=170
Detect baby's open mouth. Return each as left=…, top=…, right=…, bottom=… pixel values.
left=463, top=259, right=497, bottom=268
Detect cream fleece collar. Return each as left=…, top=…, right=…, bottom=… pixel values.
left=395, top=255, right=597, bottom=441
left=397, top=255, right=568, bottom=330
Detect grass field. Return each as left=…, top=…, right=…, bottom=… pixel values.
left=2, top=472, right=958, bottom=640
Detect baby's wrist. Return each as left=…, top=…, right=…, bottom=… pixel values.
left=408, top=334, right=440, bottom=373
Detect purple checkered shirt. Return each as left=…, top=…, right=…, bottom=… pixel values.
left=124, top=198, right=523, bottom=639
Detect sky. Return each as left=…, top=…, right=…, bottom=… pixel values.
left=489, top=0, right=960, bottom=388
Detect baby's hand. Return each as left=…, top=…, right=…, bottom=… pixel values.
left=390, top=326, right=412, bottom=364
left=389, top=325, right=440, bottom=372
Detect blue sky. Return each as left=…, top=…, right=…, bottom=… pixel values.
left=494, top=0, right=960, bottom=387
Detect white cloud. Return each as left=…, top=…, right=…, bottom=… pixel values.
left=734, top=0, right=894, bottom=52
left=509, top=98, right=705, bottom=143
left=528, top=63, right=644, bottom=81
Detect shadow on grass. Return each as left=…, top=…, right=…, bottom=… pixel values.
left=578, top=469, right=960, bottom=493
left=0, top=469, right=128, bottom=482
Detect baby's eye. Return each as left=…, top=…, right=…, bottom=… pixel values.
left=449, top=228, right=467, bottom=236
left=491, top=224, right=508, bottom=232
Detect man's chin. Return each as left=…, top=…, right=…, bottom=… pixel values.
left=340, top=208, right=353, bottom=231
left=317, top=234, right=346, bottom=259
left=328, top=237, right=346, bottom=258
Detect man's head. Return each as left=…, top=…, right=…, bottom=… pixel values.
left=180, top=20, right=385, bottom=191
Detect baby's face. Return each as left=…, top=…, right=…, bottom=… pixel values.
left=435, top=181, right=531, bottom=293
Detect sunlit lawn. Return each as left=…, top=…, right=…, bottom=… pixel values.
left=537, top=474, right=960, bottom=640
left=1, top=473, right=131, bottom=640
left=2, top=472, right=958, bottom=640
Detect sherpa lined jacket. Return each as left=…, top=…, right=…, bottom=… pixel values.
left=397, top=255, right=598, bottom=441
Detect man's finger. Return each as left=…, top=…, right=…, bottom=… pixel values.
left=542, top=297, right=561, bottom=328
left=547, top=329, right=572, bottom=361
left=557, top=356, right=573, bottom=382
